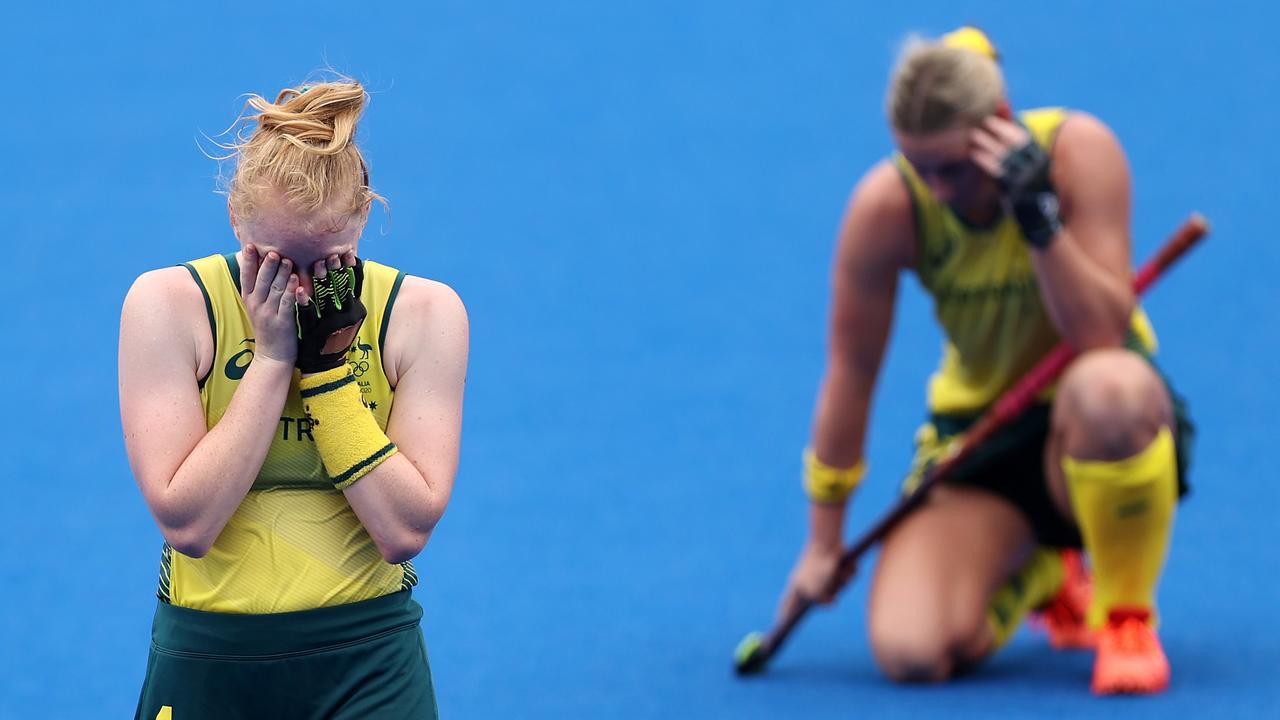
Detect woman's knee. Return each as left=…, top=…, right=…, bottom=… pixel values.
left=870, top=624, right=954, bottom=682
left=1054, top=349, right=1171, bottom=460
left=868, top=610, right=991, bottom=683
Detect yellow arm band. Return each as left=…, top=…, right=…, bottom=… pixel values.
left=803, top=449, right=867, bottom=504
left=299, top=365, right=399, bottom=490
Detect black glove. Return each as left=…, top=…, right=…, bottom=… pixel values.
left=296, top=260, right=366, bottom=374
left=997, top=140, right=1062, bottom=249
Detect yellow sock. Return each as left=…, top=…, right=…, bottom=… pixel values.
left=1063, top=426, right=1177, bottom=628
left=986, top=547, right=1065, bottom=649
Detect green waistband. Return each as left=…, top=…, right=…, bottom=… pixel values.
left=151, top=590, right=422, bottom=658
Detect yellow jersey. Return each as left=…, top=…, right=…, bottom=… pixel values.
left=894, top=108, right=1157, bottom=414
left=157, top=253, right=417, bottom=613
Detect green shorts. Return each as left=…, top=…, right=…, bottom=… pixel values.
left=134, top=590, right=437, bottom=720
left=903, top=362, right=1194, bottom=548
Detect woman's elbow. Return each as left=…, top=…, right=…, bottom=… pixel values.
left=376, top=529, right=431, bottom=564
left=164, top=526, right=215, bottom=559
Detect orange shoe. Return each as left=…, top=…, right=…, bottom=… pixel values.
left=1031, top=549, right=1096, bottom=650
left=1092, top=607, right=1171, bottom=695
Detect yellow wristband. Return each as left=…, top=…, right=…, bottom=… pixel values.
left=299, top=366, right=398, bottom=490
left=803, top=449, right=866, bottom=504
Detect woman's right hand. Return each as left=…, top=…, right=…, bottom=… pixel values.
left=776, top=540, right=846, bottom=621
left=239, top=244, right=304, bottom=364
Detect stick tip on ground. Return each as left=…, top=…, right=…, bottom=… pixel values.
left=734, top=632, right=767, bottom=675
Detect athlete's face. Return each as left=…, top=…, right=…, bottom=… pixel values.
left=895, top=125, right=1001, bottom=219
left=230, top=191, right=367, bottom=298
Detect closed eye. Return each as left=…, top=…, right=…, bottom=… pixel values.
left=918, top=160, right=973, bottom=181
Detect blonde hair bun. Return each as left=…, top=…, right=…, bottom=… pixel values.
left=225, top=75, right=385, bottom=222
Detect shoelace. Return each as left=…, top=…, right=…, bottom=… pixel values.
left=1111, top=618, right=1154, bottom=654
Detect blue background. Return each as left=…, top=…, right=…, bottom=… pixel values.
left=5, top=1, right=1278, bottom=717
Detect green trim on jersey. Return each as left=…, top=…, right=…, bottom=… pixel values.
left=180, top=263, right=217, bottom=390
left=380, top=270, right=406, bottom=367
left=157, top=253, right=418, bottom=613
left=894, top=107, right=1157, bottom=414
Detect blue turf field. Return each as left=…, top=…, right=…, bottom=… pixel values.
left=6, top=1, right=1280, bottom=717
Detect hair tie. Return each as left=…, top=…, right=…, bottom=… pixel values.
left=941, top=26, right=1000, bottom=62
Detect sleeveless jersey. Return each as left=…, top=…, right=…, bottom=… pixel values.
left=157, top=253, right=417, bottom=613
left=894, top=108, right=1157, bottom=414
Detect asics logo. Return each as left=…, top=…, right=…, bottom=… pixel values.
left=224, top=338, right=255, bottom=380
